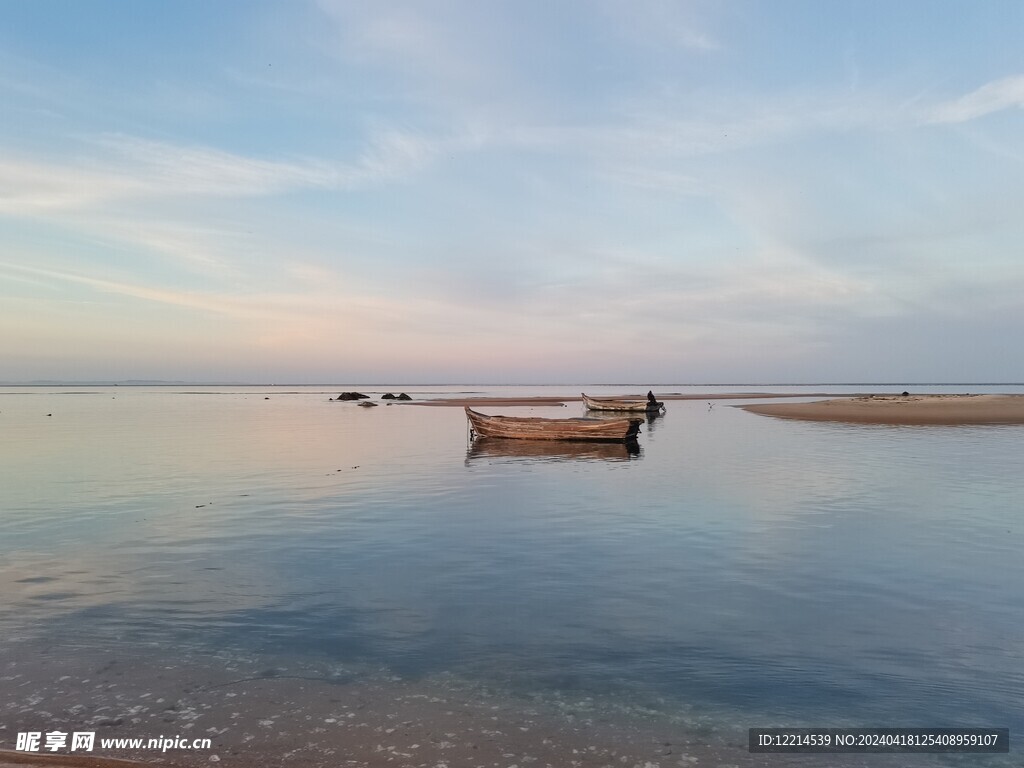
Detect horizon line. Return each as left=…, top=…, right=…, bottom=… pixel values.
left=3, top=381, right=1023, bottom=388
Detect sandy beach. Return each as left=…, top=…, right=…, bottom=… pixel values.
left=741, top=394, right=1024, bottom=425
left=0, top=751, right=152, bottom=768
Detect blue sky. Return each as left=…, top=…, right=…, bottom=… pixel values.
left=2, top=1, right=1022, bottom=383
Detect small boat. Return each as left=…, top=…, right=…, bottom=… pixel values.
left=581, top=392, right=664, bottom=412
left=587, top=408, right=664, bottom=429
left=465, top=407, right=641, bottom=443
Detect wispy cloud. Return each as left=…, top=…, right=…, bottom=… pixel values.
left=102, top=132, right=439, bottom=196
left=314, top=0, right=526, bottom=105
left=927, top=74, right=1024, bottom=124
left=467, top=86, right=921, bottom=168
left=598, top=0, right=720, bottom=52
left=0, top=258, right=469, bottom=336
left=100, top=135, right=341, bottom=196
left=0, top=158, right=136, bottom=214
left=0, top=261, right=274, bottom=320
left=0, top=129, right=441, bottom=214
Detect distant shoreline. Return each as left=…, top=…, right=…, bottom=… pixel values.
left=3, top=381, right=1023, bottom=388
left=414, top=392, right=858, bottom=406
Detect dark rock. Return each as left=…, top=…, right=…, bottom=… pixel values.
left=396, top=393, right=412, bottom=400
left=335, top=391, right=371, bottom=401
left=381, top=393, right=396, bottom=399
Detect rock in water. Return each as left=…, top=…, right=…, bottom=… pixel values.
left=336, top=391, right=371, bottom=401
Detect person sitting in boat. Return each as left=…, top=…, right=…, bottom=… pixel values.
left=647, top=390, right=657, bottom=405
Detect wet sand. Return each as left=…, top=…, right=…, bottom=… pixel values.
left=741, top=394, right=1024, bottom=425
left=3, top=641, right=814, bottom=768
left=415, top=396, right=575, bottom=407
left=0, top=751, right=150, bottom=767
left=415, top=393, right=850, bottom=407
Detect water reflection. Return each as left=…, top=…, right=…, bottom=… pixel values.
left=643, top=409, right=663, bottom=432
left=466, top=437, right=640, bottom=463
left=4, top=386, right=1024, bottom=742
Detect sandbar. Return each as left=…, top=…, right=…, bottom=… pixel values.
left=415, top=393, right=848, bottom=407
left=741, top=394, right=1024, bottom=425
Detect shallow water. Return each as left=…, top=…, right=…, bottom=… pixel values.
left=2, top=384, right=1022, bottom=762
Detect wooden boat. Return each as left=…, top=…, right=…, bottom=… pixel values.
left=465, top=407, right=641, bottom=443
left=587, top=408, right=664, bottom=428
left=581, top=392, right=664, bottom=412
left=467, top=437, right=639, bottom=462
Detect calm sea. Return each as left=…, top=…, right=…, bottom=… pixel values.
left=2, top=385, right=1022, bottom=760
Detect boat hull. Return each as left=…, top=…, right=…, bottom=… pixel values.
left=582, top=393, right=664, bottom=412
left=466, top=407, right=641, bottom=443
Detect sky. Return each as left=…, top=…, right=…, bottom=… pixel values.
left=2, top=0, right=1023, bottom=384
